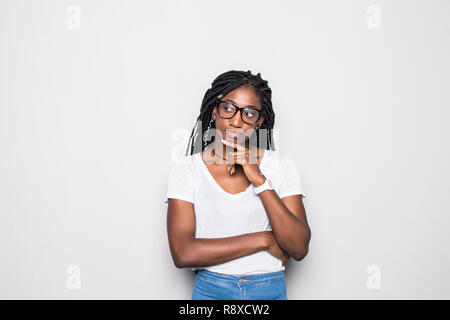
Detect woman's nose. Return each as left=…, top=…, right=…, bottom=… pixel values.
left=230, top=109, right=243, bottom=127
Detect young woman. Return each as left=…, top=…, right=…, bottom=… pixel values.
left=164, top=70, right=311, bottom=300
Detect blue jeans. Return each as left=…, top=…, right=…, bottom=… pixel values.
left=192, top=269, right=287, bottom=300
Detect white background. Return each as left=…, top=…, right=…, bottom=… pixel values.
left=1, top=0, right=449, bottom=299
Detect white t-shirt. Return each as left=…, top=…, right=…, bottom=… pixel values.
left=164, top=149, right=306, bottom=276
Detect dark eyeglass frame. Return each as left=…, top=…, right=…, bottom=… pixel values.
left=215, top=99, right=262, bottom=125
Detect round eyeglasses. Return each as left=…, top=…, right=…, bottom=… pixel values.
left=216, top=99, right=262, bottom=125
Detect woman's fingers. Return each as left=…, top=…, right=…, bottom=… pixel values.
left=227, top=164, right=236, bottom=175
left=282, top=252, right=290, bottom=266
left=221, top=138, right=245, bottom=151
left=227, top=150, right=247, bottom=166
left=221, top=138, right=258, bottom=166
left=282, top=252, right=289, bottom=266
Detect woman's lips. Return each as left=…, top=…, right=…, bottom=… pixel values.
left=227, top=132, right=240, bottom=138
left=225, top=129, right=244, bottom=139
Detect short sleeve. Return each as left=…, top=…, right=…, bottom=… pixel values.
left=164, top=161, right=195, bottom=204
left=278, top=156, right=306, bottom=199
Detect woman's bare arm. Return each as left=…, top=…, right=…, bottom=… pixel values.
left=167, top=198, right=282, bottom=268
left=257, top=185, right=311, bottom=261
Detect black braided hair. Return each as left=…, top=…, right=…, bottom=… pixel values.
left=185, top=70, right=276, bottom=156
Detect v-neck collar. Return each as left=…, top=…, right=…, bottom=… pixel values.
left=196, top=149, right=268, bottom=199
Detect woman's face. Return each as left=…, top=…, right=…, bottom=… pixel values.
left=211, top=85, right=265, bottom=148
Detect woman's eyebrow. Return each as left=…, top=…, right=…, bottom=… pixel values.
left=225, top=99, right=260, bottom=109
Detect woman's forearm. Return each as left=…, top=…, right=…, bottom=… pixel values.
left=258, top=189, right=310, bottom=260
left=250, top=175, right=310, bottom=261
left=174, top=231, right=269, bottom=268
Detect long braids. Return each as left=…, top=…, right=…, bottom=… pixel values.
left=185, top=70, right=276, bottom=156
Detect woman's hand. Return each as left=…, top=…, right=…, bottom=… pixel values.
left=220, top=138, right=264, bottom=185
left=262, top=231, right=290, bottom=266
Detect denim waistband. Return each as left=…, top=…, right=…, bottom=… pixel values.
left=196, top=269, right=285, bottom=282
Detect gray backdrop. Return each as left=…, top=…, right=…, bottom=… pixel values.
left=1, top=0, right=449, bottom=299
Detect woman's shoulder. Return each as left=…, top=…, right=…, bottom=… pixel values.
left=170, top=153, right=198, bottom=170
left=263, top=149, right=298, bottom=173
left=263, top=149, right=283, bottom=165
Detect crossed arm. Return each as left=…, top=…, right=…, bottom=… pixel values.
left=166, top=189, right=310, bottom=268
left=258, top=191, right=310, bottom=261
